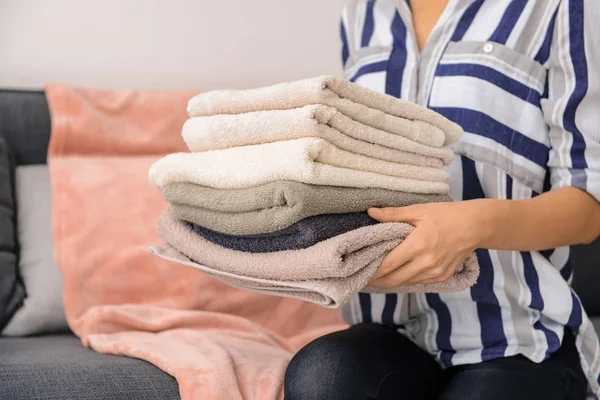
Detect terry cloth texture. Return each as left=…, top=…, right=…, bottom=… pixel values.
left=187, top=212, right=378, bottom=253
left=164, top=181, right=452, bottom=235
left=186, top=75, right=463, bottom=147
left=155, top=210, right=480, bottom=307
left=182, top=105, right=454, bottom=166
left=149, top=138, right=450, bottom=194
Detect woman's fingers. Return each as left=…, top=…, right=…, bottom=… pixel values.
left=402, top=256, right=465, bottom=285
left=370, top=252, right=466, bottom=288
left=403, top=267, right=451, bottom=286
left=367, top=205, right=423, bottom=223
left=370, top=233, right=423, bottom=280
left=368, top=259, right=424, bottom=288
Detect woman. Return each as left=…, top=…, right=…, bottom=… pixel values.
left=284, top=1, right=600, bottom=399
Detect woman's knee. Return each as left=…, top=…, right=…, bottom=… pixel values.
left=284, top=326, right=380, bottom=399
left=284, top=324, right=413, bottom=399
left=284, top=332, right=355, bottom=399
left=284, top=324, right=443, bottom=399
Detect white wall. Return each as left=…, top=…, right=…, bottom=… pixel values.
left=0, top=0, right=345, bottom=90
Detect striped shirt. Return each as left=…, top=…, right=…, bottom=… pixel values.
left=339, top=0, right=600, bottom=395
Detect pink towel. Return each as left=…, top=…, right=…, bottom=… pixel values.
left=46, top=84, right=346, bottom=400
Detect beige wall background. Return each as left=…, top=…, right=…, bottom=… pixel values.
left=0, top=0, right=345, bottom=90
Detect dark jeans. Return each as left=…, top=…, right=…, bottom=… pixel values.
left=284, top=323, right=588, bottom=400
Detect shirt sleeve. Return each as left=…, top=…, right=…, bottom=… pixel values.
left=542, top=0, right=600, bottom=202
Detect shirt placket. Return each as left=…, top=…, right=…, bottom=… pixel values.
left=392, top=0, right=474, bottom=338
left=394, top=0, right=473, bottom=107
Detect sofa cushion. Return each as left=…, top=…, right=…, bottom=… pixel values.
left=0, top=90, right=50, bottom=165
left=2, top=166, right=69, bottom=336
left=0, top=138, right=25, bottom=329
left=0, top=335, right=180, bottom=400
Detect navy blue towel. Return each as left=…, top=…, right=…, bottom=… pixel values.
left=187, top=212, right=379, bottom=253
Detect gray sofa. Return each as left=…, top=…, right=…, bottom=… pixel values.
left=0, top=89, right=598, bottom=399
left=0, top=90, right=180, bottom=400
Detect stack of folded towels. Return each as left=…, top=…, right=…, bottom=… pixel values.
left=149, top=76, right=479, bottom=307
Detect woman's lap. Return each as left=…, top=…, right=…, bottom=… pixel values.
left=284, top=323, right=442, bottom=400
left=284, top=323, right=588, bottom=400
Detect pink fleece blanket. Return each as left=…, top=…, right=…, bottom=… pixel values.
left=46, top=84, right=346, bottom=399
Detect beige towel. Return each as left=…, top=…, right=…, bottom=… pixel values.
left=183, top=105, right=455, bottom=166
left=149, top=138, right=449, bottom=194
left=187, top=76, right=463, bottom=147
left=164, top=182, right=452, bottom=235
left=152, top=210, right=480, bottom=307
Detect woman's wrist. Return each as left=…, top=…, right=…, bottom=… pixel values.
left=465, top=198, right=512, bottom=250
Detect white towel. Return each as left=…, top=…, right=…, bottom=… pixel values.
left=187, top=75, right=463, bottom=147
left=149, top=138, right=449, bottom=194
left=183, top=105, right=455, bottom=166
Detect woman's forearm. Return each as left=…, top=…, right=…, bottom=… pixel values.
left=474, top=187, right=600, bottom=251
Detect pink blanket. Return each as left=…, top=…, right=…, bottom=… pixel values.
left=46, top=84, right=346, bottom=399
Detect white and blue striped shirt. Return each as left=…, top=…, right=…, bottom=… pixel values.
left=339, top=0, right=600, bottom=395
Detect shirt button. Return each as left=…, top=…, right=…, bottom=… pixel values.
left=482, top=42, right=494, bottom=53
left=407, top=318, right=421, bottom=334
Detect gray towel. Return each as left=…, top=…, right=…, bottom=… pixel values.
left=187, top=212, right=378, bottom=253
left=164, top=181, right=452, bottom=235
left=187, top=75, right=463, bottom=147
left=151, top=209, right=480, bottom=308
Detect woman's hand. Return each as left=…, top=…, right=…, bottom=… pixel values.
left=367, top=200, right=489, bottom=288
left=367, top=187, right=600, bottom=288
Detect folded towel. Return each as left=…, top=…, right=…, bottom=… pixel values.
left=164, top=181, right=452, bottom=235
left=149, top=138, right=450, bottom=194
left=153, top=210, right=479, bottom=307
left=187, top=76, right=463, bottom=147
left=188, top=212, right=378, bottom=253
left=183, top=105, right=454, bottom=166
